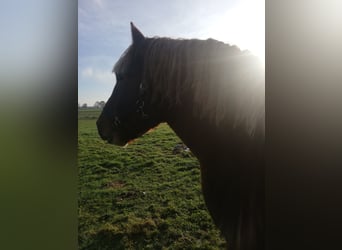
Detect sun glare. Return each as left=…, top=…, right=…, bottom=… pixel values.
left=209, top=0, right=265, bottom=64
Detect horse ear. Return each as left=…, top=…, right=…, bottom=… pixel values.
left=130, top=22, right=145, bottom=44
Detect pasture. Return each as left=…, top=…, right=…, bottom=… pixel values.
left=78, top=108, right=225, bottom=249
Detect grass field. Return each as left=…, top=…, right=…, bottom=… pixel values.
left=78, top=108, right=225, bottom=249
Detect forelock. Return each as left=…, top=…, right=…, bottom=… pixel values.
left=113, top=46, right=133, bottom=75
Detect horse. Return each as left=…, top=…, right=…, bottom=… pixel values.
left=97, top=22, right=264, bottom=250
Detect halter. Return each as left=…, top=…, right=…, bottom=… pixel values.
left=135, top=82, right=148, bottom=118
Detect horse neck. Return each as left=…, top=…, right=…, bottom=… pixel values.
left=165, top=101, right=264, bottom=169
left=166, top=103, right=229, bottom=163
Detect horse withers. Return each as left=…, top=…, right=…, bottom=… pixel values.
left=97, top=23, right=264, bottom=250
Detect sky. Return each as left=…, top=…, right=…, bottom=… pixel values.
left=78, top=0, right=264, bottom=106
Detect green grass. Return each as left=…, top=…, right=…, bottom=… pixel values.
left=78, top=108, right=225, bottom=249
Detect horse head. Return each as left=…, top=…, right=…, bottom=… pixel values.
left=97, top=23, right=163, bottom=146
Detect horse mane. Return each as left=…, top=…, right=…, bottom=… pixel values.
left=115, top=37, right=265, bottom=136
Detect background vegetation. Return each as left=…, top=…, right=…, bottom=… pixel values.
left=78, top=108, right=225, bottom=249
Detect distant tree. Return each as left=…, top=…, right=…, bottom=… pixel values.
left=99, top=101, right=106, bottom=109
left=82, top=103, right=87, bottom=108
left=94, top=101, right=106, bottom=109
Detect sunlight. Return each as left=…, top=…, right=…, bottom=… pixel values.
left=210, top=0, right=265, bottom=64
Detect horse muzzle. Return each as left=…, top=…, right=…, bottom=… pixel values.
left=96, top=116, right=127, bottom=146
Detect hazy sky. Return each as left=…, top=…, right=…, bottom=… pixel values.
left=78, top=0, right=264, bottom=106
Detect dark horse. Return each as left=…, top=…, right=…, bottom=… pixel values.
left=97, top=23, right=264, bottom=250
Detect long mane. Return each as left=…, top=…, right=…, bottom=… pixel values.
left=116, top=37, right=265, bottom=136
